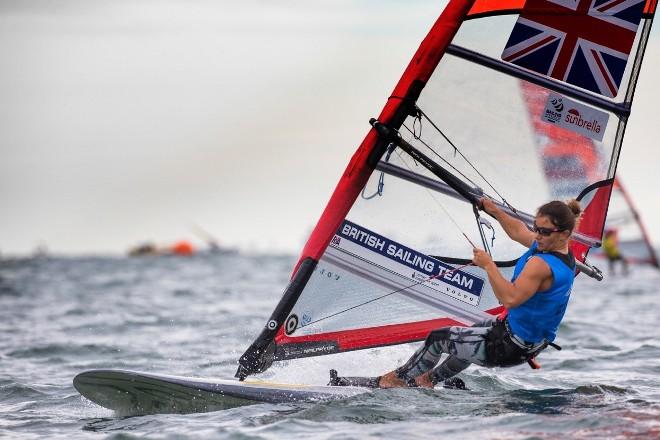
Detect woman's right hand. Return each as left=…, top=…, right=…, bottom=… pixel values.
left=480, top=197, right=498, bottom=216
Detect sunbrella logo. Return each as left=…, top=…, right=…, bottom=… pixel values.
left=541, top=94, right=609, bottom=141
left=564, top=108, right=602, bottom=135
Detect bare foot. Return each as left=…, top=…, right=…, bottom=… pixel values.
left=378, top=371, right=407, bottom=388
left=414, top=372, right=435, bottom=389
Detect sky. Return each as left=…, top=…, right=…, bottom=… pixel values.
left=1, top=1, right=659, bottom=256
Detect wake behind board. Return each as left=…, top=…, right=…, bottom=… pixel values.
left=73, top=369, right=369, bottom=415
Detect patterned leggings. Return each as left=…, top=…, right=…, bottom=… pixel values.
left=395, top=316, right=539, bottom=384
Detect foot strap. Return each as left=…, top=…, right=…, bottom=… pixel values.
left=442, top=377, right=468, bottom=390
left=329, top=369, right=468, bottom=390
left=328, top=369, right=380, bottom=388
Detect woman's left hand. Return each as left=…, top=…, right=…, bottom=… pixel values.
left=472, top=248, right=494, bottom=269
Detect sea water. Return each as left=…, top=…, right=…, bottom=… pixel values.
left=1, top=252, right=659, bottom=439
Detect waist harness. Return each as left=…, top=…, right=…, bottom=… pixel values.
left=485, top=316, right=560, bottom=368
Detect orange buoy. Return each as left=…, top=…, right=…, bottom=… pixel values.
left=171, top=240, right=194, bottom=256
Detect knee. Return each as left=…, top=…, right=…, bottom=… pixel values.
left=426, top=327, right=452, bottom=345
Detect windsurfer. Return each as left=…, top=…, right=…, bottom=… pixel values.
left=333, top=198, right=580, bottom=389
left=602, top=229, right=629, bottom=275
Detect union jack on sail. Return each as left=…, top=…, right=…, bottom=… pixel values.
left=502, top=0, right=646, bottom=97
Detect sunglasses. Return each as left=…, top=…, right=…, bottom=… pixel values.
left=533, top=223, right=563, bottom=236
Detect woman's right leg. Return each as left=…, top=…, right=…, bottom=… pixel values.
left=380, top=318, right=495, bottom=388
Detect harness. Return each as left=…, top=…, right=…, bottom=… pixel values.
left=484, top=310, right=561, bottom=369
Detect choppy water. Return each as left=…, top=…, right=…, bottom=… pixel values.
left=1, top=252, right=659, bottom=439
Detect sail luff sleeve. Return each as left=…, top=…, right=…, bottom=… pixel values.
left=235, top=0, right=478, bottom=380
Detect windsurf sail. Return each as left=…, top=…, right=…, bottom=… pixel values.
left=236, top=0, right=657, bottom=379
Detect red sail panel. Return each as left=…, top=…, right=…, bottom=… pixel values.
left=468, top=0, right=656, bottom=18
left=275, top=317, right=466, bottom=353
left=273, top=306, right=505, bottom=359
left=468, top=0, right=525, bottom=18
left=571, top=181, right=614, bottom=263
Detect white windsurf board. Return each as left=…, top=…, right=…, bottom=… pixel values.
left=73, top=369, right=369, bottom=415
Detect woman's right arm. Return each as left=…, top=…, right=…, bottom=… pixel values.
left=481, top=198, right=535, bottom=248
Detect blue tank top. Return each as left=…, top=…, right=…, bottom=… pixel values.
left=507, top=241, right=576, bottom=343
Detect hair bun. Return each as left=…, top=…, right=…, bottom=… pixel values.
left=566, top=199, right=582, bottom=218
